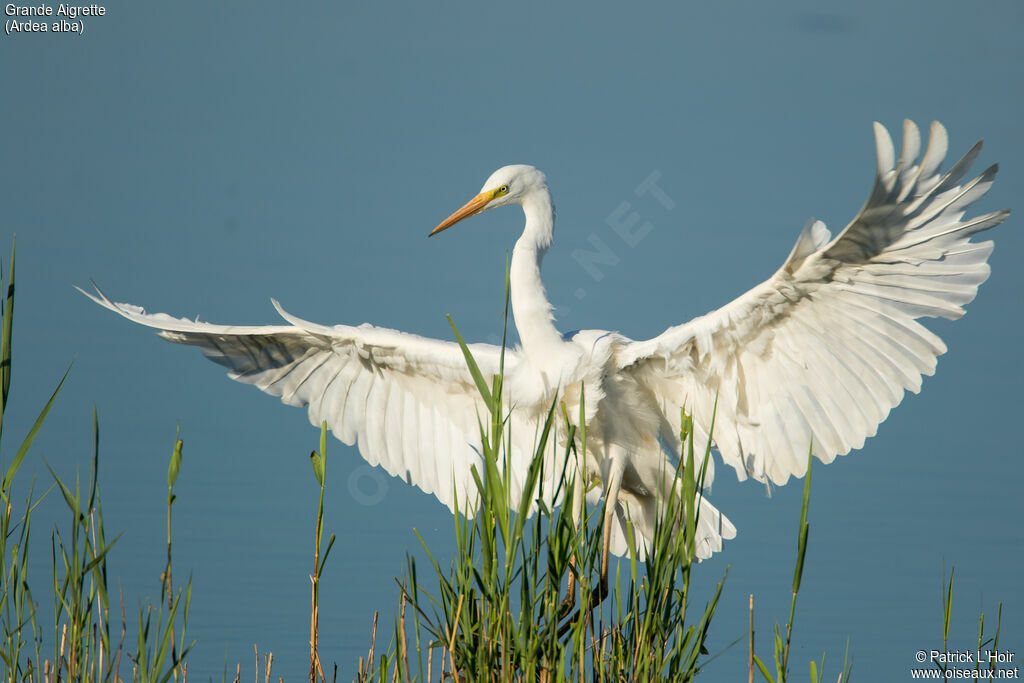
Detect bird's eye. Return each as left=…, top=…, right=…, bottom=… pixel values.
left=497, top=184, right=510, bottom=196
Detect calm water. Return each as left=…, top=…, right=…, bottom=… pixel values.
left=5, top=2, right=1022, bottom=678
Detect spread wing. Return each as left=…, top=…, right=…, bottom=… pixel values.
left=619, top=120, right=1009, bottom=486
left=80, top=286, right=551, bottom=514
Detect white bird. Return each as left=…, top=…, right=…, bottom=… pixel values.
left=82, top=121, right=1007, bottom=575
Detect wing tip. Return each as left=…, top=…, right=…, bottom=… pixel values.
left=873, top=122, right=896, bottom=175
left=76, top=281, right=133, bottom=317
left=270, top=298, right=306, bottom=327
left=929, top=119, right=948, bottom=139
left=270, top=299, right=333, bottom=334
left=270, top=297, right=287, bottom=318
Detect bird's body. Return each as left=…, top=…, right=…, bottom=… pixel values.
left=83, top=121, right=1008, bottom=561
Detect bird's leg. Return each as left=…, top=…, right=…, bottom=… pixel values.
left=559, top=560, right=578, bottom=619
left=591, top=460, right=623, bottom=606
left=558, top=460, right=588, bottom=618
left=556, top=455, right=624, bottom=636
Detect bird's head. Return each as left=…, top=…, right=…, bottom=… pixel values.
left=430, top=164, right=548, bottom=236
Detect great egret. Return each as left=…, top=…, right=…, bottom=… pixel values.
left=83, top=121, right=1006, bottom=577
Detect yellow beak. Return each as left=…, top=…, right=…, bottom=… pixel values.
left=430, top=191, right=494, bottom=236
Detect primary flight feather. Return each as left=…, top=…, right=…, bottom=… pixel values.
left=83, top=120, right=1008, bottom=563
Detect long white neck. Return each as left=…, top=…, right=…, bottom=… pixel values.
left=510, top=190, right=563, bottom=358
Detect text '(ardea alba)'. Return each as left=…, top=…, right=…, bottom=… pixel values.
left=83, top=121, right=1008, bottom=568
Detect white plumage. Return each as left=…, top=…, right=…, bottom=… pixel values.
left=82, top=120, right=1007, bottom=563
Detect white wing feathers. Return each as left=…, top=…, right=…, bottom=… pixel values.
left=620, top=120, right=1008, bottom=487
left=79, top=286, right=529, bottom=514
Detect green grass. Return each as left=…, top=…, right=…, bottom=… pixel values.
left=0, top=241, right=191, bottom=682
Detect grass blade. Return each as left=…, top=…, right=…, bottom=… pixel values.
left=3, top=365, right=70, bottom=493
left=0, top=237, right=14, bottom=433
left=446, top=315, right=491, bottom=405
